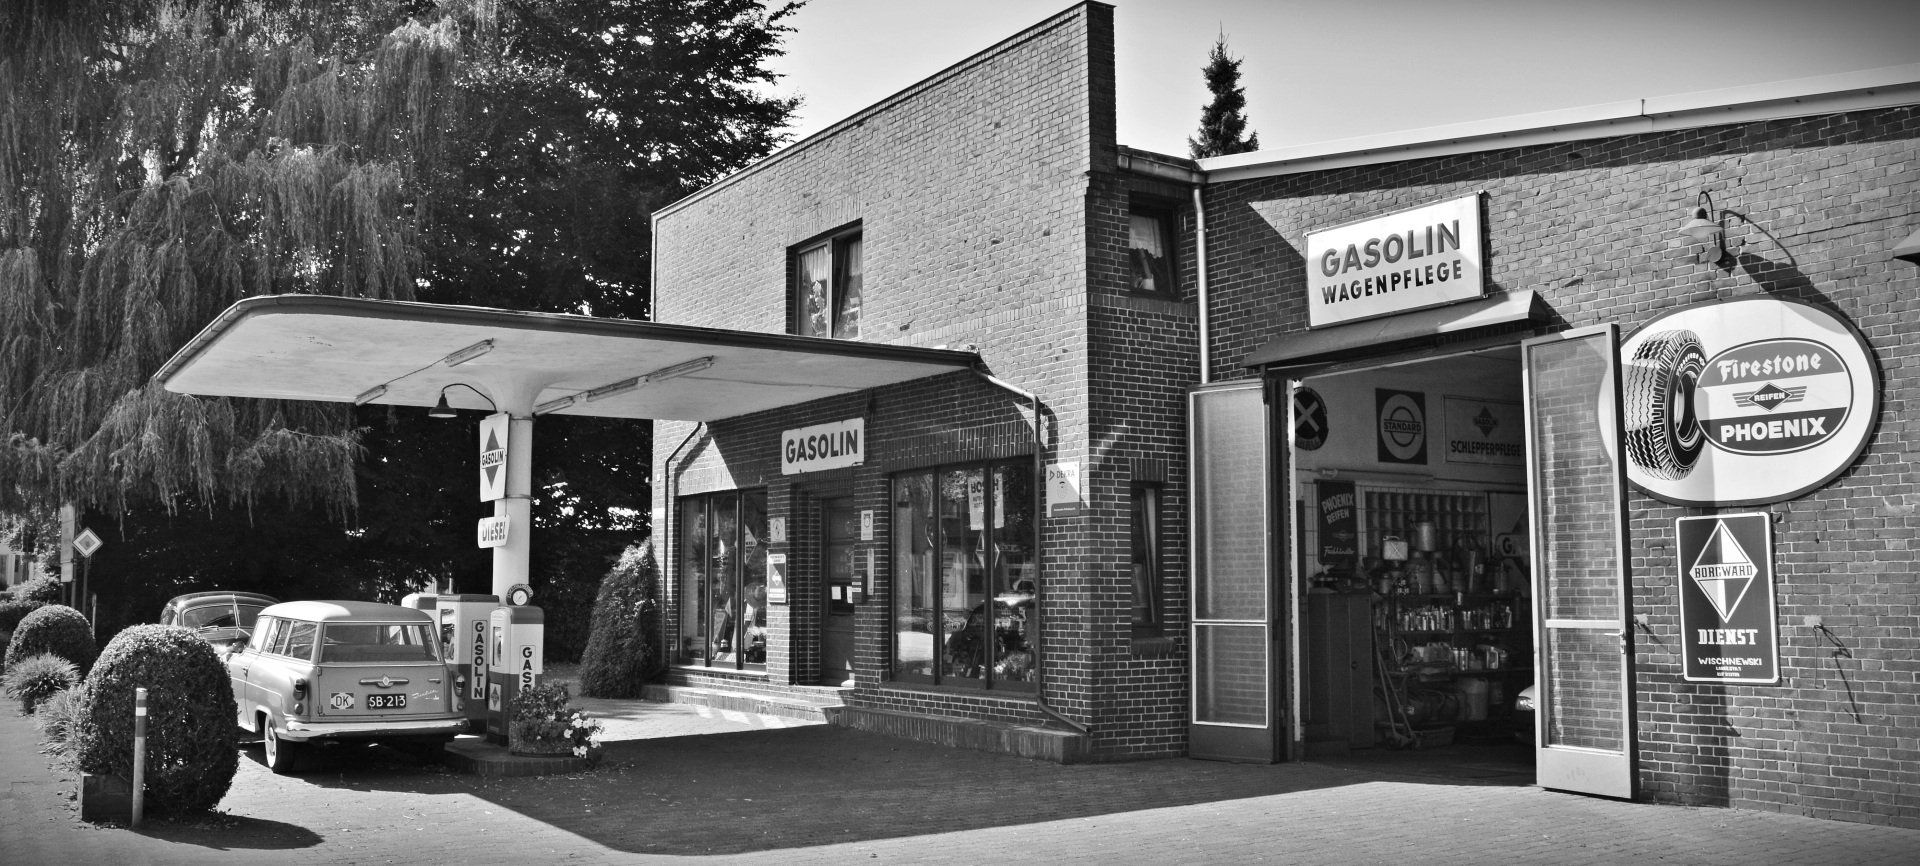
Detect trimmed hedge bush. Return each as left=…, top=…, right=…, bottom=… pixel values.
left=4, top=652, right=80, bottom=714
left=578, top=544, right=663, bottom=699
left=74, top=625, right=238, bottom=817
left=0, top=598, right=45, bottom=641
left=14, top=575, right=62, bottom=605
left=5, top=604, right=96, bottom=675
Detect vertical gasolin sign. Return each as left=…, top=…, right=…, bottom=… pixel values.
left=479, top=412, right=509, bottom=502
left=1677, top=513, right=1779, bottom=683
left=1620, top=297, right=1878, bottom=507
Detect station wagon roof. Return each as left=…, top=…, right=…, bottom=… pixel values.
left=258, top=600, right=432, bottom=623
left=168, top=591, right=281, bottom=605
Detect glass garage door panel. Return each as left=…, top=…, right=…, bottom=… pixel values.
left=1194, top=624, right=1268, bottom=725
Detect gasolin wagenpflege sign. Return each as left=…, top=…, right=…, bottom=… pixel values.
left=1677, top=513, right=1779, bottom=684
left=1619, top=297, right=1878, bottom=507
left=478, top=412, right=509, bottom=502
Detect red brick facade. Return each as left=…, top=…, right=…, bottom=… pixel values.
left=651, top=3, right=1199, bottom=762
left=648, top=0, right=1920, bottom=827
left=1202, top=107, right=1920, bottom=824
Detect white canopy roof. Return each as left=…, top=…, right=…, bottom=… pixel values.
left=154, top=295, right=979, bottom=419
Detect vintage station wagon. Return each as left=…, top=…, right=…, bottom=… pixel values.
left=227, top=600, right=468, bottom=773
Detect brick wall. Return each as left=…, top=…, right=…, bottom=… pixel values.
left=1203, top=107, right=1920, bottom=825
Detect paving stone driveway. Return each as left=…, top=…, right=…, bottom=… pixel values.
left=4, top=696, right=1917, bottom=865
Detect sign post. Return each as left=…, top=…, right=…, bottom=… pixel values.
left=1677, top=513, right=1779, bottom=683
left=73, top=528, right=102, bottom=622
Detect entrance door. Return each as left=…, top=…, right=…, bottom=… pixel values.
left=1522, top=325, right=1636, bottom=798
left=821, top=499, right=859, bottom=686
left=1188, top=381, right=1281, bottom=762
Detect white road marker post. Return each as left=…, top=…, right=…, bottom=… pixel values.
left=131, top=687, right=147, bottom=827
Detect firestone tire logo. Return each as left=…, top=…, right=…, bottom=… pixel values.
left=1619, top=298, right=1877, bottom=507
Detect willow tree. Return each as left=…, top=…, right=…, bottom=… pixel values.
left=0, top=0, right=494, bottom=518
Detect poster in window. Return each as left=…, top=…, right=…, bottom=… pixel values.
left=1316, top=480, right=1358, bottom=568
left=1376, top=389, right=1428, bottom=464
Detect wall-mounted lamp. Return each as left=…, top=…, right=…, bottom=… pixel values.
left=1676, top=191, right=1737, bottom=267
left=428, top=382, right=499, bottom=418
left=1891, top=226, right=1920, bottom=266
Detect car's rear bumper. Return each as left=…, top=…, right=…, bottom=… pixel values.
left=283, top=717, right=468, bottom=742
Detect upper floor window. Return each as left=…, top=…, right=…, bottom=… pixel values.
left=1128, top=206, right=1176, bottom=298
left=793, top=229, right=863, bottom=339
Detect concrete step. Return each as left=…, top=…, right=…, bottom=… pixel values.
left=827, top=705, right=1088, bottom=764
left=642, top=683, right=844, bottom=723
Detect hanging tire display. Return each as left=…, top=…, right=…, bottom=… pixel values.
left=1623, top=330, right=1707, bottom=480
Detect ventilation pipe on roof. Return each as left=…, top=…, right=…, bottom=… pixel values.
left=973, top=366, right=1090, bottom=737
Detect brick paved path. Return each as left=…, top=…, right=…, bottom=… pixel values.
left=4, top=698, right=1916, bottom=865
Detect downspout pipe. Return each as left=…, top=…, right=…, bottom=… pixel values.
left=661, top=422, right=706, bottom=675
left=972, top=365, right=1090, bottom=737
left=1193, top=183, right=1212, bottom=384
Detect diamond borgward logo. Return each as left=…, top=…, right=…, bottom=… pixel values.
left=1687, top=521, right=1758, bottom=621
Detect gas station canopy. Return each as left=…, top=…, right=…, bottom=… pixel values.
left=153, top=295, right=981, bottom=419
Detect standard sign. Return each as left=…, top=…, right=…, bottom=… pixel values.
left=1677, top=513, right=1779, bottom=684
left=478, top=412, right=509, bottom=502
left=1620, top=297, right=1877, bottom=507
left=1305, top=194, right=1485, bottom=328
left=781, top=418, right=864, bottom=475
left=477, top=516, right=510, bottom=548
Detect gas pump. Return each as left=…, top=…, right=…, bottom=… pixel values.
left=484, top=605, right=544, bottom=745
left=399, top=591, right=500, bottom=734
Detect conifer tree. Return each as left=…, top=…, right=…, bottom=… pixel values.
left=1188, top=34, right=1260, bottom=159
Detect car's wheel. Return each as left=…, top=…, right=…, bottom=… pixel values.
left=262, top=716, right=304, bottom=775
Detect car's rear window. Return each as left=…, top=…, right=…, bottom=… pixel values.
left=319, top=622, right=440, bottom=663
left=180, top=603, right=240, bottom=629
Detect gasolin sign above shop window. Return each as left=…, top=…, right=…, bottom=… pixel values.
left=1619, top=297, right=1879, bottom=507
left=1305, top=194, right=1485, bottom=328
left=781, top=418, right=865, bottom=475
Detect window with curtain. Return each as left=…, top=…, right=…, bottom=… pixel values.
left=792, top=228, right=863, bottom=339
left=891, top=459, right=1036, bottom=691
left=1129, top=207, right=1176, bottom=298
left=1132, top=482, right=1162, bottom=630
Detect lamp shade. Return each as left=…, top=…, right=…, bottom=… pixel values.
left=427, top=391, right=457, bottom=418
left=1892, top=226, right=1920, bottom=265
left=1678, top=208, right=1719, bottom=244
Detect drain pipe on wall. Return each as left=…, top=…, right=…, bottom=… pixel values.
left=1193, top=183, right=1212, bottom=385
left=973, top=366, right=1090, bottom=737
left=661, top=422, right=706, bottom=675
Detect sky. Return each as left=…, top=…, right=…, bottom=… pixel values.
left=762, top=0, right=1920, bottom=157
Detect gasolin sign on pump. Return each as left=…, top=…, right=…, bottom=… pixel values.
left=1618, top=297, right=1878, bottom=507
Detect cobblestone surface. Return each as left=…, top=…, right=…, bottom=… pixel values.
left=5, top=697, right=1917, bottom=865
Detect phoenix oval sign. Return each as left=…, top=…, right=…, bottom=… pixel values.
left=1620, top=297, right=1878, bottom=507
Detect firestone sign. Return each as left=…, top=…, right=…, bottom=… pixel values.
left=1305, top=194, right=1485, bottom=328
left=1620, top=297, right=1878, bottom=507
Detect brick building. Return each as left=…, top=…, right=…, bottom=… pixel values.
left=649, top=1, right=1920, bottom=827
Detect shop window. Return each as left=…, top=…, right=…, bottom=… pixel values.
left=891, top=459, right=1036, bottom=691
left=677, top=489, right=769, bottom=671
left=1128, top=205, right=1177, bottom=298
left=1131, top=482, right=1162, bottom=632
left=792, top=228, right=863, bottom=339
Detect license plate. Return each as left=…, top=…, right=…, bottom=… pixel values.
left=366, top=693, right=407, bottom=709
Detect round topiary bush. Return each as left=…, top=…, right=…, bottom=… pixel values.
left=0, top=598, right=46, bottom=644
left=5, top=604, right=96, bottom=676
left=4, top=652, right=80, bottom=714
left=74, top=625, right=238, bottom=817
left=578, top=544, right=664, bottom=699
